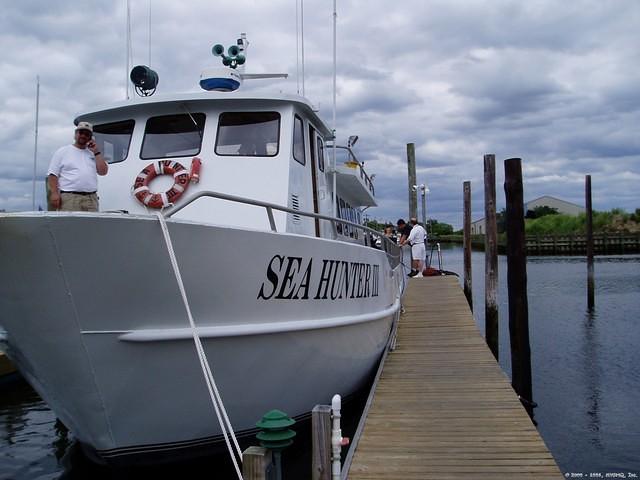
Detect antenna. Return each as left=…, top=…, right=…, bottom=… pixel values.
left=301, top=0, right=305, bottom=96
left=32, top=75, right=40, bottom=211
left=148, top=0, right=152, bottom=67
left=295, top=0, right=300, bottom=94
left=125, top=0, right=132, bottom=99
left=332, top=0, right=337, bottom=222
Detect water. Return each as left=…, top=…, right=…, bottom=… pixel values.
left=437, top=244, right=640, bottom=476
left=2, top=247, right=639, bottom=478
left=0, top=370, right=367, bottom=480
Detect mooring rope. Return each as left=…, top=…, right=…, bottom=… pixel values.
left=156, top=213, right=244, bottom=479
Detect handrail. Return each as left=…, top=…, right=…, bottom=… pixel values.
left=162, top=190, right=400, bottom=262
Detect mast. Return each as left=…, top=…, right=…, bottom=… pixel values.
left=301, top=0, right=305, bottom=97
left=31, top=76, right=40, bottom=211
left=332, top=0, right=337, bottom=226
left=295, top=0, right=300, bottom=94
left=125, top=0, right=131, bottom=99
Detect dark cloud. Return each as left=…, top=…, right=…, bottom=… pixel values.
left=1, top=0, right=639, bottom=227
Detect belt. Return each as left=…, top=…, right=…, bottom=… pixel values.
left=60, top=191, right=96, bottom=196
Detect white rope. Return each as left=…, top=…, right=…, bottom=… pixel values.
left=155, top=213, right=244, bottom=479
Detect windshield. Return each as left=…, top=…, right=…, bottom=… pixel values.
left=141, top=113, right=205, bottom=159
left=215, top=111, right=280, bottom=156
left=93, top=119, right=135, bottom=164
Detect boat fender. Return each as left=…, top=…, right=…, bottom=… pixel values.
left=189, top=157, right=202, bottom=184
left=132, top=160, right=190, bottom=209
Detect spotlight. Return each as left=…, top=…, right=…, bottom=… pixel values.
left=130, top=65, right=158, bottom=97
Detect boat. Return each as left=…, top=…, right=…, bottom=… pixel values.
left=0, top=351, right=18, bottom=382
left=0, top=34, right=404, bottom=466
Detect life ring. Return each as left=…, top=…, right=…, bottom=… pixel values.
left=133, top=160, right=191, bottom=208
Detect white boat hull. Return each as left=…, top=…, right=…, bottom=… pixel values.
left=0, top=212, right=402, bottom=464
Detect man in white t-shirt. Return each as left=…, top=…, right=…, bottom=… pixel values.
left=47, top=122, right=108, bottom=211
left=406, top=217, right=427, bottom=277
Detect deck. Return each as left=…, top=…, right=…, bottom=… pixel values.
left=345, top=275, right=563, bottom=479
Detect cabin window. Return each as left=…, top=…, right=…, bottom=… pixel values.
left=336, top=197, right=343, bottom=235
left=293, top=115, right=305, bottom=165
left=317, top=137, right=325, bottom=172
left=339, top=198, right=349, bottom=237
left=140, top=113, right=205, bottom=159
left=93, top=120, right=135, bottom=164
left=347, top=202, right=355, bottom=238
left=215, top=111, right=280, bottom=156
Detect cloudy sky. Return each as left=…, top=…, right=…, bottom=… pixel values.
left=1, top=0, right=638, bottom=227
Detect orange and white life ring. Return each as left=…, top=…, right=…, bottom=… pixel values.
left=133, top=160, right=191, bottom=209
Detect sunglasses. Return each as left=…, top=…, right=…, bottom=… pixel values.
left=76, top=130, right=92, bottom=136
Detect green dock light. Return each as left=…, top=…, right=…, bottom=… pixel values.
left=256, top=409, right=296, bottom=449
left=256, top=409, right=296, bottom=480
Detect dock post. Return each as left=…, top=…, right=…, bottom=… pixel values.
left=463, top=181, right=473, bottom=310
left=484, top=154, right=499, bottom=360
left=407, top=143, right=418, bottom=219
left=503, top=158, right=534, bottom=417
left=243, top=446, right=272, bottom=480
left=586, top=175, right=595, bottom=309
left=312, top=405, right=332, bottom=480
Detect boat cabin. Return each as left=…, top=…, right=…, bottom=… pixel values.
left=76, top=91, right=376, bottom=243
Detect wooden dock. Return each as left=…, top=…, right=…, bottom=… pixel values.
left=345, top=276, right=562, bottom=479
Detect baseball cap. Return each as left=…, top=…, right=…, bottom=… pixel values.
left=75, top=121, right=93, bottom=133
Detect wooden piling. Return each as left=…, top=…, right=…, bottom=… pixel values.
left=586, top=175, right=595, bottom=309
left=243, top=446, right=272, bottom=480
left=484, top=154, right=499, bottom=360
left=407, top=143, right=418, bottom=220
left=503, top=158, right=534, bottom=417
left=463, top=181, right=473, bottom=311
left=311, top=404, right=331, bottom=480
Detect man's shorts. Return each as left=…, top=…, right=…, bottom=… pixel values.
left=60, top=192, right=99, bottom=212
left=411, top=243, right=426, bottom=263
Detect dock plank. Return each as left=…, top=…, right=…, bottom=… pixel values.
left=346, top=276, right=562, bottom=479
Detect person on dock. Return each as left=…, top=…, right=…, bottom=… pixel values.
left=47, top=122, right=108, bottom=211
left=396, top=219, right=412, bottom=245
left=406, top=217, right=427, bottom=277
left=397, top=218, right=414, bottom=276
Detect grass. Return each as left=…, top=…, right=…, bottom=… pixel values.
left=525, top=209, right=640, bottom=235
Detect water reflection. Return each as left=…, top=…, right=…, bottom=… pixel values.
left=582, top=308, right=603, bottom=450
left=53, top=419, right=70, bottom=462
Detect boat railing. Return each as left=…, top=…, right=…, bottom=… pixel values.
left=333, top=146, right=375, bottom=196
left=162, top=190, right=400, bottom=265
